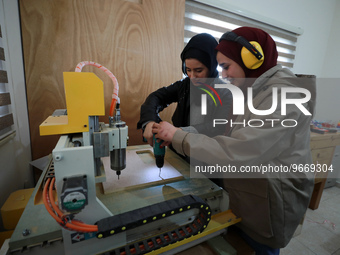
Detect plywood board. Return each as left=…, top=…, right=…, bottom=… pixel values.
left=102, top=148, right=183, bottom=194
left=19, top=0, right=184, bottom=164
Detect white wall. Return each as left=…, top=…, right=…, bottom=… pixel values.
left=313, top=0, right=340, bottom=123
left=0, top=0, right=33, bottom=230
left=320, top=0, right=340, bottom=78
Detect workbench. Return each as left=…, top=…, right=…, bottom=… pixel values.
left=309, top=131, right=340, bottom=209
left=5, top=145, right=240, bottom=255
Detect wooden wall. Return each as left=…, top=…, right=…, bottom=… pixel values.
left=19, top=0, right=184, bottom=161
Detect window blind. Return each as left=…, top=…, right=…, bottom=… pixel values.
left=184, top=0, right=299, bottom=70
left=0, top=25, right=15, bottom=139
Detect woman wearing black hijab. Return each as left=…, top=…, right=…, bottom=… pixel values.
left=137, top=33, right=232, bottom=146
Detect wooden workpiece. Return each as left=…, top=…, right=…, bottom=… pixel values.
left=101, top=147, right=184, bottom=194
left=309, top=131, right=340, bottom=209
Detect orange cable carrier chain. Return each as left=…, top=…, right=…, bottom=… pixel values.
left=42, top=174, right=212, bottom=254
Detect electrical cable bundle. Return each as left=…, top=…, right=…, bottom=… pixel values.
left=42, top=177, right=98, bottom=233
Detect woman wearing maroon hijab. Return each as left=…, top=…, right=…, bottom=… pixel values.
left=216, top=26, right=278, bottom=79
left=153, top=27, right=316, bottom=254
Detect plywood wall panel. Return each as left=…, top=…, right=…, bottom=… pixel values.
left=20, top=0, right=184, bottom=160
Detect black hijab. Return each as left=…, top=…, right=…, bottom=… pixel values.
left=180, top=33, right=219, bottom=78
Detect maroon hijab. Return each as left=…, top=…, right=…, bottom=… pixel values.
left=216, top=27, right=278, bottom=78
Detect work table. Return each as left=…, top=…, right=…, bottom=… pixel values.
left=309, top=131, right=340, bottom=209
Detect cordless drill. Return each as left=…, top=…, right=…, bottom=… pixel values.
left=153, top=134, right=165, bottom=176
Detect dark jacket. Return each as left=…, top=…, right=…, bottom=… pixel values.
left=137, top=76, right=232, bottom=137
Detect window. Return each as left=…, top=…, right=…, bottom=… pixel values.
left=0, top=25, right=15, bottom=140
left=184, top=0, right=301, bottom=72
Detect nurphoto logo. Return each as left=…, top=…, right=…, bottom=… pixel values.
left=197, top=82, right=223, bottom=115
left=200, top=82, right=312, bottom=128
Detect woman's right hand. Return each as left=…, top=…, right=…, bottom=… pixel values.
left=143, top=121, right=156, bottom=146
left=152, top=121, right=178, bottom=147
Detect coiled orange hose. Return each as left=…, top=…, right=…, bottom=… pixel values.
left=75, top=61, right=119, bottom=116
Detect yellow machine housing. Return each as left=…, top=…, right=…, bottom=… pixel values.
left=39, top=72, right=105, bottom=136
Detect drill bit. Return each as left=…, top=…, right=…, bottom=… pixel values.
left=159, top=168, right=164, bottom=180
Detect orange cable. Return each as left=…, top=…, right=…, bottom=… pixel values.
left=49, top=178, right=64, bottom=217
left=49, top=177, right=98, bottom=232
left=109, top=98, right=117, bottom=117
left=43, top=177, right=98, bottom=232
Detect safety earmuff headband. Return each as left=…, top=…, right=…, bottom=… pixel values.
left=220, top=31, right=263, bottom=60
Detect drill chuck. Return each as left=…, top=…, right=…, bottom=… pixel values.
left=155, top=155, right=164, bottom=169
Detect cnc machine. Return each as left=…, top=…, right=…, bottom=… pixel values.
left=3, top=62, right=240, bottom=255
